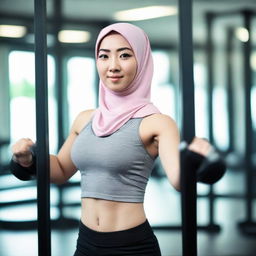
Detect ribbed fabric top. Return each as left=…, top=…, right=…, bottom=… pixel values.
left=71, top=118, right=155, bottom=202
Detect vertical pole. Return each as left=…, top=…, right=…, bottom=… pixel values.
left=242, top=10, right=253, bottom=223
left=238, top=9, right=256, bottom=236
left=226, top=28, right=235, bottom=153
left=178, top=0, right=197, bottom=255
left=206, top=13, right=214, bottom=144
left=179, top=0, right=195, bottom=141
left=205, top=12, right=216, bottom=230
left=34, top=0, right=51, bottom=255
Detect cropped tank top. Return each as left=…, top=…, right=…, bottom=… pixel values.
left=71, top=118, right=156, bottom=203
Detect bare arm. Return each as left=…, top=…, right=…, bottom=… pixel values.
left=154, top=115, right=212, bottom=191
left=49, top=131, right=78, bottom=184
left=156, top=115, right=181, bottom=191
left=11, top=109, right=95, bottom=184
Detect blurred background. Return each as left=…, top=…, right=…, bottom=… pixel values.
left=0, top=0, right=256, bottom=255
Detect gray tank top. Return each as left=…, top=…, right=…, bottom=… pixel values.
left=71, top=118, right=156, bottom=202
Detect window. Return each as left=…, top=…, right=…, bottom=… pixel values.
left=9, top=51, right=57, bottom=153
left=67, top=57, right=97, bottom=127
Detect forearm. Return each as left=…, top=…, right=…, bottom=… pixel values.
left=165, top=168, right=180, bottom=192
left=10, top=153, right=72, bottom=184
left=11, top=132, right=79, bottom=183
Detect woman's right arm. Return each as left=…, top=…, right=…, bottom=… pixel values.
left=11, top=109, right=95, bottom=184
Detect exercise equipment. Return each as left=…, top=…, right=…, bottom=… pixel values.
left=180, top=142, right=226, bottom=185
left=178, top=0, right=198, bottom=255
left=179, top=140, right=226, bottom=256
left=9, top=158, right=36, bottom=181
left=34, top=0, right=51, bottom=255
left=10, top=144, right=37, bottom=181
left=238, top=10, right=256, bottom=235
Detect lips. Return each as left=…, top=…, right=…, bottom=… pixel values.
left=108, top=76, right=123, bottom=82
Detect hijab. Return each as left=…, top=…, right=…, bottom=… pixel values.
left=92, top=22, right=161, bottom=136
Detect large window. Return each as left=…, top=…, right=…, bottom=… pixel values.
left=152, top=51, right=176, bottom=118
left=67, top=56, right=97, bottom=127
left=0, top=51, right=58, bottom=222
left=9, top=51, right=57, bottom=153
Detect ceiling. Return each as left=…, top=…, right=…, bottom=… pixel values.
left=0, top=0, right=256, bottom=47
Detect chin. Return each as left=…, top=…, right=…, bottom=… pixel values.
left=107, top=84, right=129, bottom=92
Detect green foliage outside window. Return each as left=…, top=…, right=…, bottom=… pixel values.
left=10, top=79, right=35, bottom=99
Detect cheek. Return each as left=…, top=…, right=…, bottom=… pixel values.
left=96, top=62, right=105, bottom=77
left=129, top=60, right=137, bottom=78
left=123, top=59, right=137, bottom=77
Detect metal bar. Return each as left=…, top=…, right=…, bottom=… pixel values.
left=205, top=12, right=217, bottom=229
left=243, top=10, right=253, bottom=222
left=178, top=0, right=195, bottom=141
left=178, top=0, right=197, bottom=255
left=208, top=185, right=215, bottom=226
left=180, top=149, right=197, bottom=256
left=34, top=0, right=51, bottom=255
left=238, top=10, right=256, bottom=236
left=226, top=28, right=235, bottom=152
left=206, top=13, right=214, bottom=144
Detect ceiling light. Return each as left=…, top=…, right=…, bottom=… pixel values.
left=0, top=25, right=27, bottom=38
left=58, top=30, right=90, bottom=43
left=235, top=27, right=249, bottom=42
left=114, top=6, right=177, bottom=21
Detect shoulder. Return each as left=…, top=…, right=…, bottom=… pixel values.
left=142, top=113, right=179, bottom=135
left=139, top=114, right=179, bottom=143
left=70, top=109, right=96, bottom=135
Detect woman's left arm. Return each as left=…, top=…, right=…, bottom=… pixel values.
left=156, top=115, right=181, bottom=191
left=156, top=115, right=213, bottom=191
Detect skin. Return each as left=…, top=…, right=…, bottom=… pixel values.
left=12, top=33, right=212, bottom=232
left=97, top=33, right=137, bottom=92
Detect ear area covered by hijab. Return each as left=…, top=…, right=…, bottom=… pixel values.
left=92, top=23, right=161, bottom=137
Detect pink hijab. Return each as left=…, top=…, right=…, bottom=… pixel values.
left=92, top=23, right=160, bottom=136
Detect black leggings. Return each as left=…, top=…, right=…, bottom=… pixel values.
left=73, top=219, right=162, bottom=256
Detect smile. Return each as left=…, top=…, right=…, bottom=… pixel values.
left=108, top=76, right=123, bottom=82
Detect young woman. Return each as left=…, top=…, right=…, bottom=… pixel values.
left=11, top=23, right=212, bottom=256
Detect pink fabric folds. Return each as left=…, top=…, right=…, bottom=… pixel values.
left=92, top=23, right=161, bottom=136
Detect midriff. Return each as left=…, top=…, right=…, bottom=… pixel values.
left=81, top=198, right=146, bottom=232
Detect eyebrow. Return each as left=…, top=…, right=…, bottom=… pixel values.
left=98, top=47, right=133, bottom=53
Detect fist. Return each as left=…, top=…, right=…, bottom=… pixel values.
left=11, top=138, right=35, bottom=167
left=188, top=137, right=213, bottom=157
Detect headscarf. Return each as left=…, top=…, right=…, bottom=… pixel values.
left=92, top=23, right=160, bottom=136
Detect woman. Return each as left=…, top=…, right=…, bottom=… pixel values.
left=11, top=23, right=212, bottom=256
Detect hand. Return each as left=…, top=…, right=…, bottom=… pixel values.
left=187, top=137, right=213, bottom=157
left=186, top=137, right=226, bottom=184
left=11, top=138, right=35, bottom=167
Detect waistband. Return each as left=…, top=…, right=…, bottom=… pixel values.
left=78, top=219, right=154, bottom=247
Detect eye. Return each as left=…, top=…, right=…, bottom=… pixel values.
left=98, top=54, right=108, bottom=59
left=120, top=53, right=132, bottom=59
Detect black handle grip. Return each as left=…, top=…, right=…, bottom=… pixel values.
left=180, top=141, right=226, bottom=185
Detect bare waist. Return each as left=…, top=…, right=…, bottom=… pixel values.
left=81, top=198, right=146, bottom=232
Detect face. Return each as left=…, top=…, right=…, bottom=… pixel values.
left=97, top=33, right=137, bottom=92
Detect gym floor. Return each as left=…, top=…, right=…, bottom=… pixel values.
left=0, top=168, right=255, bottom=256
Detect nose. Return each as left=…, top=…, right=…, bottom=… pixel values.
left=109, top=57, right=120, bottom=72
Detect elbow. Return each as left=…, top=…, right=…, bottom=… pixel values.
left=51, top=178, right=66, bottom=185
left=174, top=185, right=181, bottom=192
left=50, top=169, right=68, bottom=185
left=168, top=175, right=181, bottom=192
left=167, top=169, right=181, bottom=192
left=171, top=180, right=181, bottom=192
